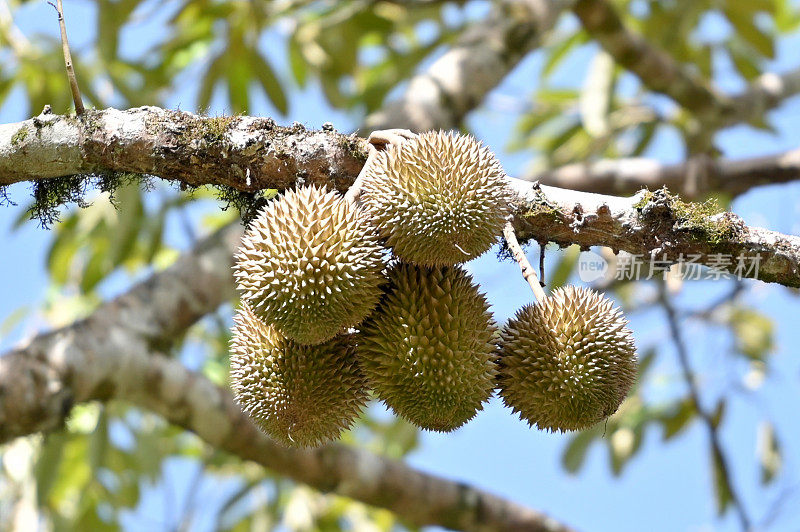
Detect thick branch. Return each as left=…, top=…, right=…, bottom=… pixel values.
left=574, top=0, right=800, bottom=128
left=365, top=0, right=569, bottom=132
left=1, top=108, right=798, bottom=287
left=510, top=185, right=800, bottom=287
left=529, top=148, right=800, bottom=199
left=0, top=227, right=572, bottom=532
left=0, top=107, right=368, bottom=192
left=512, top=183, right=800, bottom=288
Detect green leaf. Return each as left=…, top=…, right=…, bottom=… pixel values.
left=758, top=422, right=782, bottom=484
left=636, top=347, right=657, bottom=381
left=89, top=409, right=109, bottom=473
left=74, top=503, right=116, bottom=532
left=548, top=245, right=580, bottom=289
left=631, top=121, right=657, bottom=157
left=562, top=429, right=598, bottom=473
left=727, top=42, right=762, bottom=81
left=0, top=305, right=29, bottom=336
left=711, top=399, right=726, bottom=429
left=109, top=184, right=144, bottom=267
left=607, top=426, right=642, bottom=476
left=775, top=0, right=800, bottom=32
left=729, top=307, right=774, bottom=360
left=724, top=6, right=776, bottom=58
left=198, top=52, right=226, bottom=112
left=35, top=433, right=68, bottom=506
left=97, top=0, right=121, bottom=63
left=660, top=397, right=696, bottom=440
left=80, top=237, right=111, bottom=293
left=579, top=51, right=615, bottom=137
left=48, top=436, right=92, bottom=508
left=249, top=52, right=288, bottom=115
left=227, top=52, right=251, bottom=114
left=288, top=37, right=308, bottom=87
left=543, top=31, right=587, bottom=79
left=144, top=206, right=167, bottom=264
left=711, top=445, right=733, bottom=515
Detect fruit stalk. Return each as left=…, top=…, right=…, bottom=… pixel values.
left=503, top=221, right=547, bottom=301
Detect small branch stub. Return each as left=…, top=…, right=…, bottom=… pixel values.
left=49, top=0, right=84, bottom=115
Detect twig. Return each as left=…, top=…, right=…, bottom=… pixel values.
left=48, top=0, right=84, bottom=115
left=503, top=221, right=547, bottom=301
left=539, top=244, right=546, bottom=288
left=659, top=282, right=752, bottom=531
left=573, top=0, right=726, bottom=119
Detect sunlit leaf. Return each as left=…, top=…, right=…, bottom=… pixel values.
left=659, top=397, right=696, bottom=441
left=249, top=51, right=288, bottom=115
left=711, top=445, right=733, bottom=515
left=562, top=428, right=598, bottom=474
left=757, top=422, right=782, bottom=484
left=728, top=307, right=774, bottom=360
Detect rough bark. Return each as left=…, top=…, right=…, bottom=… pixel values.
left=0, top=224, right=572, bottom=532
left=0, top=107, right=368, bottom=193
left=0, top=107, right=798, bottom=287
left=510, top=183, right=800, bottom=288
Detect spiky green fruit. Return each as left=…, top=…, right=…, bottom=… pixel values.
left=234, top=185, right=385, bottom=345
left=359, top=131, right=510, bottom=266
left=230, top=301, right=368, bottom=447
left=358, top=263, right=497, bottom=431
left=497, top=286, right=637, bottom=432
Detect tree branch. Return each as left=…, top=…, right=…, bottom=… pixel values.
left=572, top=0, right=728, bottom=118
left=573, top=0, right=800, bottom=129
left=1, top=107, right=799, bottom=287
left=528, top=148, right=800, bottom=199
left=511, top=183, right=800, bottom=288
left=725, top=68, right=800, bottom=128
left=0, top=225, right=573, bottom=532
left=0, top=107, right=369, bottom=192
left=503, top=221, right=548, bottom=300
left=365, top=0, right=570, bottom=132
left=659, top=283, right=752, bottom=530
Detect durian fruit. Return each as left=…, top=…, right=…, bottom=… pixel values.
left=359, top=131, right=510, bottom=266
left=234, top=185, right=385, bottom=345
left=497, top=286, right=637, bottom=432
left=230, top=301, right=368, bottom=447
left=358, top=263, right=497, bottom=431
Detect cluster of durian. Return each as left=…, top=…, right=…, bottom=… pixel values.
left=230, top=131, right=638, bottom=447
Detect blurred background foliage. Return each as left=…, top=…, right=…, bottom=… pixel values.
left=0, top=0, right=799, bottom=530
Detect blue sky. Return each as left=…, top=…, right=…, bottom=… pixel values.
left=2, top=2, right=800, bottom=531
